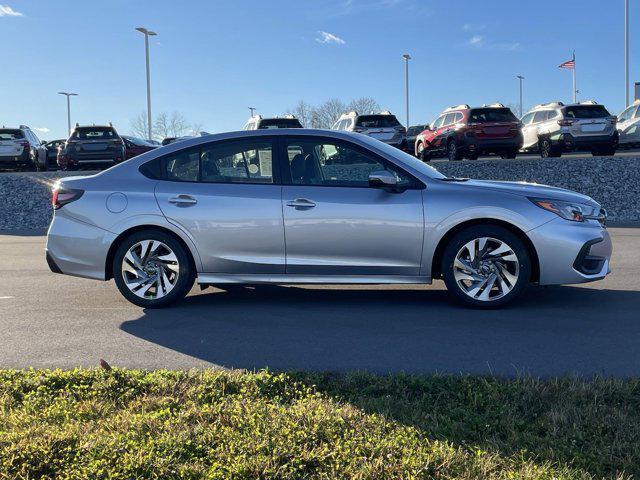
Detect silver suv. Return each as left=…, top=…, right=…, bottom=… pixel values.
left=520, top=101, right=618, bottom=157
left=332, top=111, right=407, bottom=150
left=0, top=125, right=47, bottom=171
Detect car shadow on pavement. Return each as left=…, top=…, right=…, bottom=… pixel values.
left=120, top=284, right=640, bottom=377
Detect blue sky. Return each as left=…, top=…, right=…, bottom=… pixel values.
left=0, top=0, right=635, bottom=139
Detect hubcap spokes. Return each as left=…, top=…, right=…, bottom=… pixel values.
left=453, top=237, right=519, bottom=301
left=121, top=240, right=180, bottom=299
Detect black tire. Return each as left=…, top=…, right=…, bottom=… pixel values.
left=447, top=140, right=463, bottom=161
left=417, top=143, right=431, bottom=162
left=441, top=225, right=531, bottom=308
left=501, top=149, right=518, bottom=159
left=539, top=137, right=560, bottom=158
left=112, top=230, right=195, bottom=308
left=467, top=152, right=479, bottom=160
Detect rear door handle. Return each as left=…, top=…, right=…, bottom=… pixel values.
left=168, top=194, right=198, bottom=206
left=286, top=198, right=316, bottom=209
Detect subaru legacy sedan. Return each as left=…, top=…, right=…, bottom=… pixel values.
left=46, top=129, right=611, bottom=308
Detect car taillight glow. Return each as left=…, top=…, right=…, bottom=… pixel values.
left=558, top=119, right=574, bottom=127
left=52, top=187, right=84, bottom=210
left=21, top=141, right=29, bottom=150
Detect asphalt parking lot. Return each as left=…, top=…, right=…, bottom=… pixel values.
left=0, top=229, right=638, bottom=377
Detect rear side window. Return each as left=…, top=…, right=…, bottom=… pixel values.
left=0, top=129, right=24, bottom=140
left=468, top=108, right=518, bottom=123
left=72, top=127, right=118, bottom=139
left=165, top=150, right=200, bottom=182
left=563, top=105, right=610, bottom=119
left=258, top=118, right=302, bottom=129
left=355, top=115, right=401, bottom=128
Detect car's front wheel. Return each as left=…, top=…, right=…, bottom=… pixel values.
left=113, top=230, right=195, bottom=308
left=441, top=225, right=531, bottom=308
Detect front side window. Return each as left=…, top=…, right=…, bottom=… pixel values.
left=520, top=112, right=535, bottom=125
left=432, top=116, right=445, bottom=129
left=284, top=138, right=413, bottom=188
left=619, top=106, right=638, bottom=122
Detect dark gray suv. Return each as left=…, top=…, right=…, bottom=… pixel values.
left=58, top=124, right=125, bottom=170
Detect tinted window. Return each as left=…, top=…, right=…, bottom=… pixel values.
left=468, top=108, right=518, bottom=123
left=123, top=136, right=154, bottom=147
left=201, top=140, right=273, bottom=183
left=532, top=111, right=549, bottom=123
left=432, top=116, right=445, bottom=129
left=0, top=129, right=24, bottom=140
left=407, top=125, right=426, bottom=136
left=72, top=127, right=118, bottom=139
left=258, top=118, right=302, bottom=129
left=619, top=105, right=638, bottom=122
left=563, top=105, right=610, bottom=119
left=355, top=115, right=401, bottom=128
left=520, top=112, right=535, bottom=125
left=285, top=138, right=413, bottom=188
left=164, top=149, right=199, bottom=182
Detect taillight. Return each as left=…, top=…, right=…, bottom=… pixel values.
left=21, top=141, right=29, bottom=150
left=398, top=127, right=406, bottom=134
left=52, top=187, right=84, bottom=210
left=558, top=119, right=574, bottom=127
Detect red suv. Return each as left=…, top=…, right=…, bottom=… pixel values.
left=415, top=104, right=523, bottom=161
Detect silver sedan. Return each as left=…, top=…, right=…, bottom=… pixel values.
left=46, top=129, right=612, bottom=308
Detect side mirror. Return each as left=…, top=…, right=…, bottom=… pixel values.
left=369, top=170, right=398, bottom=189
left=41, top=140, right=47, bottom=145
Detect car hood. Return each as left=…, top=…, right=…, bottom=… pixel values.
left=460, top=179, right=598, bottom=205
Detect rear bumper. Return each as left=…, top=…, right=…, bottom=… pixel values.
left=553, top=131, right=618, bottom=151
left=46, top=211, right=115, bottom=280
left=0, top=151, right=30, bottom=167
left=528, top=218, right=612, bottom=285
left=462, top=135, right=523, bottom=154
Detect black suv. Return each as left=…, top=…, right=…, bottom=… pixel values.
left=58, top=124, right=125, bottom=170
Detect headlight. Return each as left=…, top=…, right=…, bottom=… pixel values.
left=529, top=197, right=600, bottom=222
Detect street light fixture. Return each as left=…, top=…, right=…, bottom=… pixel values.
left=625, top=0, right=630, bottom=106
left=516, top=75, right=525, bottom=117
left=57, top=91, right=78, bottom=135
left=248, top=107, right=256, bottom=117
left=136, top=27, right=157, bottom=141
left=402, top=54, right=411, bottom=129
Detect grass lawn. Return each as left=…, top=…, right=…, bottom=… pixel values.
left=0, top=369, right=638, bottom=479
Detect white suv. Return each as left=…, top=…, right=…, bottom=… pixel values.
left=520, top=101, right=618, bottom=157
left=243, top=114, right=303, bottom=130
left=332, top=111, right=407, bottom=150
left=617, top=100, right=640, bottom=148
left=0, top=125, right=47, bottom=171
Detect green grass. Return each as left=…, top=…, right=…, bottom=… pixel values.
left=0, top=369, right=638, bottom=479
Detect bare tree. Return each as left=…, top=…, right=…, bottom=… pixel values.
left=347, top=97, right=381, bottom=115
left=312, top=98, right=347, bottom=129
left=154, top=111, right=190, bottom=139
left=130, top=111, right=149, bottom=139
left=289, top=100, right=314, bottom=127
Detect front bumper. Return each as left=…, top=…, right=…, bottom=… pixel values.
left=528, top=218, right=612, bottom=285
left=46, top=210, right=115, bottom=280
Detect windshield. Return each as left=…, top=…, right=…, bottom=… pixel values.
left=259, top=118, right=302, bottom=129
left=71, top=127, right=118, bottom=139
left=563, top=105, right=610, bottom=119
left=356, top=115, right=401, bottom=128
left=0, top=129, right=24, bottom=140
left=468, top=108, right=518, bottom=123
left=355, top=134, right=447, bottom=179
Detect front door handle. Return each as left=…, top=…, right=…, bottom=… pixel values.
left=168, top=194, right=198, bottom=206
left=286, top=198, right=316, bottom=209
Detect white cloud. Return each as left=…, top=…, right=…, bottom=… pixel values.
left=467, top=35, right=485, bottom=47
left=316, top=31, right=346, bottom=45
left=34, top=127, right=50, bottom=133
left=466, top=35, right=521, bottom=52
left=0, top=4, right=23, bottom=16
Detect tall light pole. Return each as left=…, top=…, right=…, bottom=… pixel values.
left=57, top=91, right=78, bottom=135
left=516, top=75, right=525, bottom=117
left=625, top=0, right=630, bottom=106
left=248, top=107, right=256, bottom=117
left=136, top=27, right=157, bottom=140
left=402, top=54, right=411, bottom=128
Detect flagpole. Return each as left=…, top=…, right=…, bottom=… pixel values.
left=572, top=51, right=577, bottom=103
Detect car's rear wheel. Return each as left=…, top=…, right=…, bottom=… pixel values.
left=467, top=152, right=479, bottom=160
left=539, top=137, right=561, bottom=158
left=112, top=230, right=195, bottom=308
left=500, top=149, right=518, bottom=159
left=441, top=225, right=531, bottom=308
left=447, top=140, right=463, bottom=161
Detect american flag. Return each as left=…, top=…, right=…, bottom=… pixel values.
left=558, top=56, right=575, bottom=69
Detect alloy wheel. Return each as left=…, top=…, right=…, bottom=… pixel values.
left=453, top=237, right=520, bottom=302
left=121, top=240, right=180, bottom=299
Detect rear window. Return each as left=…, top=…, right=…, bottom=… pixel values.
left=0, top=129, right=24, bottom=140
left=468, top=108, right=518, bottom=123
left=72, top=127, right=118, bottom=139
left=562, top=105, right=610, bottom=119
left=258, top=118, right=302, bottom=129
left=355, top=115, right=401, bottom=128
